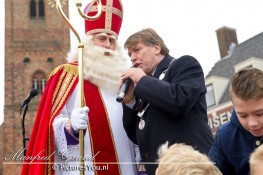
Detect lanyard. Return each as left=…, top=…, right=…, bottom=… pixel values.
left=136, top=67, right=169, bottom=130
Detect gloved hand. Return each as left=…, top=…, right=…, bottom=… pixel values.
left=70, top=106, right=89, bottom=132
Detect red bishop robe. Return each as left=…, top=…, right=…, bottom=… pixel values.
left=21, top=63, right=137, bottom=175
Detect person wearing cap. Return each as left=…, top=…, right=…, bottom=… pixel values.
left=120, top=28, right=214, bottom=175
left=21, top=0, right=138, bottom=175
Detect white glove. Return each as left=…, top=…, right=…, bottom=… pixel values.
left=70, top=106, right=89, bottom=132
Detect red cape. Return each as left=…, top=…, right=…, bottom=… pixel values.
left=21, top=63, right=79, bottom=175
left=21, top=62, right=121, bottom=175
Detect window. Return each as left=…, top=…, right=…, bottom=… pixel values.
left=30, top=0, right=36, bottom=17
left=32, top=70, right=47, bottom=94
left=39, top=0, right=45, bottom=17
left=30, top=0, right=45, bottom=18
left=47, top=57, right=53, bottom=63
left=206, top=84, right=216, bottom=108
left=234, top=57, right=263, bottom=73
left=23, top=57, right=30, bottom=63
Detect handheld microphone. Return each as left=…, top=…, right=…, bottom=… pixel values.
left=116, top=78, right=133, bottom=103
left=116, top=64, right=139, bottom=103
left=21, top=89, right=39, bottom=108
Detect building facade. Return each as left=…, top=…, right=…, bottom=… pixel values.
left=2, top=3, right=263, bottom=174
left=206, top=26, right=263, bottom=134
left=2, top=0, right=70, bottom=174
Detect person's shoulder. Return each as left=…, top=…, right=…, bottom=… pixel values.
left=216, top=121, right=235, bottom=137
left=178, top=55, right=198, bottom=61
left=171, top=55, right=199, bottom=66
left=212, top=122, right=236, bottom=149
left=49, top=62, right=79, bottom=78
left=169, top=55, right=203, bottom=75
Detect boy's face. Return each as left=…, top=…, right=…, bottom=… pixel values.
left=232, top=93, right=263, bottom=137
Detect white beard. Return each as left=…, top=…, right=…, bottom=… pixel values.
left=66, top=35, right=130, bottom=93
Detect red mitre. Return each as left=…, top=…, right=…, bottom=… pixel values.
left=84, top=0, right=123, bottom=37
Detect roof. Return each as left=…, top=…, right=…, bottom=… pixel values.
left=206, top=32, right=263, bottom=104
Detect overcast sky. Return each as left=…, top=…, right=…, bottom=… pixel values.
left=1, top=0, right=263, bottom=124
left=69, top=0, right=263, bottom=75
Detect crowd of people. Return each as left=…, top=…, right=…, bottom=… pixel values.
left=20, top=0, right=263, bottom=175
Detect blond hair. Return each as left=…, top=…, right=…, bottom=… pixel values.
left=250, top=145, right=263, bottom=175
left=229, top=67, right=263, bottom=101
left=156, top=142, right=222, bottom=175
left=124, top=28, right=169, bottom=56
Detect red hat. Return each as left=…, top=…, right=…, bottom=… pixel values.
left=84, top=0, right=123, bottom=37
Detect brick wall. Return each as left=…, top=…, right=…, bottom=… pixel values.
left=3, top=0, right=70, bottom=174
left=0, top=123, right=3, bottom=175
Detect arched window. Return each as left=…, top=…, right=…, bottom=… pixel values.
left=32, top=70, right=47, bottom=94
left=23, top=57, right=30, bottom=63
left=39, top=0, right=45, bottom=17
left=30, top=0, right=36, bottom=17
left=47, top=57, right=53, bottom=63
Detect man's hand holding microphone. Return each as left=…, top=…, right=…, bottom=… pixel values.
left=117, top=64, right=146, bottom=104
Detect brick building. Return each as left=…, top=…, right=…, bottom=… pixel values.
left=206, top=26, right=263, bottom=134
left=2, top=2, right=263, bottom=174
left=2, top=0, right=70, bottom=174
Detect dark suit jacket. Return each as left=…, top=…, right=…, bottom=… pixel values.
left=123, top=55, right=214, bottom=175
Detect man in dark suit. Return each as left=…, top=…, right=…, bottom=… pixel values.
left=119, top=28, right=214, bottom=175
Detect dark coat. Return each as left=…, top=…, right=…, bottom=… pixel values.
left=123, top=55, right=214, bottom=175
left=209, top=110, right=263, bottom=175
